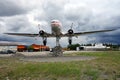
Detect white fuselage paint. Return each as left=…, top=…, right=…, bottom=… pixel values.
left=51, top=20, right=62, bottom=36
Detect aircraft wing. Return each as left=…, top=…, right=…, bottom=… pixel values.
left=4, top=33, right=55, bottom=37
left=63, top=29, right=116, bottom=37
left=4, top=29, right=116, bottom=37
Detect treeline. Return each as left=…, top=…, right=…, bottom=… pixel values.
left=67, top=43, right=120, bottom=50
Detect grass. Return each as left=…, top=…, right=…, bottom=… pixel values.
left=0, top=51, right=120, bottom=80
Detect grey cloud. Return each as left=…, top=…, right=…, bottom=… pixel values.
left=64, top=4, right=93, bottom=22
left=0, top=0, right=32, bottom=17
left=35, top=1, right=65, bottom=22
left=96, top=34, right=120, bottom=44
left=0, top=15, right=39, bottom=34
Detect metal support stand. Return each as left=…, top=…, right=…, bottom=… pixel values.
left=51, top=37, right=63, bottom=57
left=51, top=46, right=63, bottom=57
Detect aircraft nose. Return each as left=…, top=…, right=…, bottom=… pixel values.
left=51, top=23, right=60, bottom=27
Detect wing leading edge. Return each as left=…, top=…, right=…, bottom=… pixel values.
left=4, top=33, right=38, bottom=37
left=63, top=29, right=116, bottom=37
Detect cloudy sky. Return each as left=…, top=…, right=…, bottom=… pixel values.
left=0, top=0, right=120, bottom=47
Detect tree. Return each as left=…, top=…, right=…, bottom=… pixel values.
left=67, top=44, right=80, bottom=50
left=27, top=45, right=34, bottom=52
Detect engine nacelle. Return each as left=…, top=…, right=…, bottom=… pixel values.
left=39, top=30, right=44, bottom=36
left=68, top=29, right=74, bottom=34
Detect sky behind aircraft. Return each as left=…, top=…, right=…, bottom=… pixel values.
left=0, top=0, right=120, bottom=47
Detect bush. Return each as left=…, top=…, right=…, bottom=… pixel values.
left=67, top=44, right=80, bottom=50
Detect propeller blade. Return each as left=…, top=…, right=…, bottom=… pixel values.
left=70, top=23, right=73, bottom=29
left=38, top=24, right=41, bottom=30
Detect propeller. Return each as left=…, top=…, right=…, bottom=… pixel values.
left=67, top=23, right=74, bottom=45
left=36, top=24, right=47, bottom=46
left=35, top=24, right=41, bottom=40
left=38, top=24, right=41, bottom=31
left=68, top=23, right=74, bottom=34
left=38, top=24, right=45, bottom=37
left=70, top=23, right=73, bottom=29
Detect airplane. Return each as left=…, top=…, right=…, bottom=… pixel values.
left=4, top=20, right=117, bottom=56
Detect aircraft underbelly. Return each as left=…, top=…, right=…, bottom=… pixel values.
left=52, top=26, right=61, bottom=36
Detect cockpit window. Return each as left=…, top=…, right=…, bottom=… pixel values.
left=51, top=20, right=59, bottom=23
left=51, top=21, right=56, bottom=23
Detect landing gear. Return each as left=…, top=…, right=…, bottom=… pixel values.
left=68, top=37, right=72, bottom=45
left=42, top=37, right=47, bottom=46
left=43, top=40, right=47, bottom=46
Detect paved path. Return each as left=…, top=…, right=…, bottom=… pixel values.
left=20, top=56, right=96, bottom=62
left=19, top=51, right=96, bottom=62
left=0, top=51, right=97, bottom=62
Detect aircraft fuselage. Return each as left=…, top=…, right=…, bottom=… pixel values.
left=51, top=20, right=62, bottom=36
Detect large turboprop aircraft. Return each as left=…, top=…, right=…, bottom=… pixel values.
left=4, top=20, right=116, bottom=46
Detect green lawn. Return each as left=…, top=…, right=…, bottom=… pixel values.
left=0, top=51, right=120, bottom=80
